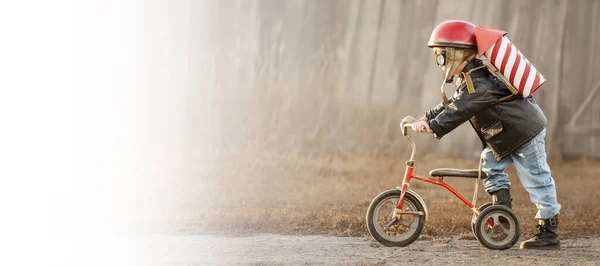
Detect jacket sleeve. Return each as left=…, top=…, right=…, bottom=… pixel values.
left=424, top=98, right=455, bottom=121
left=428, top=83, right=495, bottom=139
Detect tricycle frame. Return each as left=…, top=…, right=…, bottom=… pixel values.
left=393, top=122, right=483, bottom=220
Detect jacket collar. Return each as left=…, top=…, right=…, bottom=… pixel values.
left=461, top=58, right=486, bottom=77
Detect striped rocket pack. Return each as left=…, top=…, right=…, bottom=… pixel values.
left=475, top=27, right=546, bottom=97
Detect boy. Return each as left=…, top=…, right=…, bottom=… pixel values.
left=405, top=20, right=561, bottom=249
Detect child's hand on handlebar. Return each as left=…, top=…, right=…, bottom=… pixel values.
left=412, top=120, right=433, bottom=134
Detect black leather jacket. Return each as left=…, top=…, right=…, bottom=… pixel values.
left=425, top=59, right=547, bottom=160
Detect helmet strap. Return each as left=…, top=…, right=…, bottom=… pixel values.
left=439, top=47, right=476, bottom=106
left=444, top=48, right=465, bottom=82
left=453, top=61, right=469, bottom=77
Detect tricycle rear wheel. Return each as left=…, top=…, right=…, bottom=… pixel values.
left=474, top=205, right=520, bottom=250
left=471, top=202, right=493, bottom=240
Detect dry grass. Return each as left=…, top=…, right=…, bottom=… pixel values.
left=157, top=150, right=600, bottom=240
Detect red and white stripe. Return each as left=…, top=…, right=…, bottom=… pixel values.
left=484, top=36, right=545, bottom=97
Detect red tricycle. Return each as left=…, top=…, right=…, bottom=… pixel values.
left=366, top=120, right=520, bottom=250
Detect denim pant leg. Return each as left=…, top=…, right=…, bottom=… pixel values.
left=509, top=128, right=561, bottom=219
left=481, top=146, right=513, bottom=194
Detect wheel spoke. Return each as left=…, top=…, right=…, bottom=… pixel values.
left=388, top=199, right=398, bottom=218
left=398, top=207, right=415, bottom=227
left=382, top=217, right=398, bottom=230
left=491, top=213, right=510, bottom=232
left=492, top=214, right=501, bottom=227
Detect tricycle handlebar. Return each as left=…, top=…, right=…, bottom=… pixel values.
left=400, top=121, right=413, bottom=136
left=399, top=121, right=416, bottom=162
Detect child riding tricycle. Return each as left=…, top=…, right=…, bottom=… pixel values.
left=366, top=20, right=561, bottom=250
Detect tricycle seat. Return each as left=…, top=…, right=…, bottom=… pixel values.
left=429, top=168, right=487, bottom=178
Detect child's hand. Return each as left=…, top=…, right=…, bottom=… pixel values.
left=412, top=120, right=433, bottom=134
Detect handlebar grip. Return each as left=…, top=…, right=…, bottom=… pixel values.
left=400, top=122, right=413, bottom=136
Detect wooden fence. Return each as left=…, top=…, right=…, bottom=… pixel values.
left=190, top=0, right=600, bottom=159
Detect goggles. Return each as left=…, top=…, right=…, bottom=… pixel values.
left=435, top=50, right=446, bottom=67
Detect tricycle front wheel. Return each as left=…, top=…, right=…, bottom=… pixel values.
left=366, top=189, right=426, bottom=247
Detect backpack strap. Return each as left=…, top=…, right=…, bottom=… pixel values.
left=460, top=65, right=487, bottom=94
left=461, top=62, right=521, bottom=105
left=483, top=63, right=521, bottom=105
left=485, top=63, right=519, bottom=93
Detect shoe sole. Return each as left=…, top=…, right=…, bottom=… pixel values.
left=519, top=243, right=561, bottom=250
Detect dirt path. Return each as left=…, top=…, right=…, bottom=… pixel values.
left=130, top=234, right=600, bottom=265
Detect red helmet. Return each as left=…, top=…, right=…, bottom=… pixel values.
left=428, top=20, right=477, bottom=49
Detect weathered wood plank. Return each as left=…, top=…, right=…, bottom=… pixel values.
left=194, top=0, right=600, bottom=158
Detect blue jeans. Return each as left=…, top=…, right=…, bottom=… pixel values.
left=481, top=128, right=561, bottom=219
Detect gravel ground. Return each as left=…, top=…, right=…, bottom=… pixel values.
left=127, top=234, right=600, bottom=265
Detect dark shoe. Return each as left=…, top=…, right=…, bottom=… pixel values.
left=520, top=215, right=560, bottom=249
left=491, top=188, right=512, bottom=209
